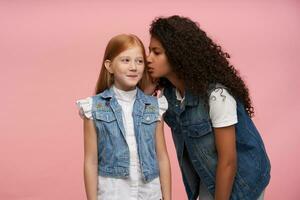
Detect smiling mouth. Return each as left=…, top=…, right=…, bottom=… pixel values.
left=127, top=75, right=138, bottom=78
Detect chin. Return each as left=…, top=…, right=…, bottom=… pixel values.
left=126, top=82, right=139, bottom=88
left=149, top=73, right=159, bottom=79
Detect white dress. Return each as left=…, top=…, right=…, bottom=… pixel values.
left=77, top=85, right=168, bottom=200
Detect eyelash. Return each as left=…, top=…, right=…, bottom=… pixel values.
left=150, top=50, right=161, bottom=55
left=121, top=58, right=144, bottom=64
left=136, top=60, right=144, bottom=64
left=121, top=58, right=130, bottom=63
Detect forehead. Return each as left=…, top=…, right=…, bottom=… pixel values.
left=149, top=37, right=163, bottom=49
left=117, top=46, right=143, bottom=57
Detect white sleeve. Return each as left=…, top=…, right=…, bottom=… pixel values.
left=157, top=95, right=168, bottom=121
left=209, top=88, right=237, bottom=128
left=76, top=97, right=93, bottom=119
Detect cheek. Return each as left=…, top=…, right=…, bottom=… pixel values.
left=112, top=63, right=123, bottom=73
left=158, top=56, right=169, bottom=68
left=138, top=65, right=145, bottom=73
left=160, top=60, right=172, bottom=74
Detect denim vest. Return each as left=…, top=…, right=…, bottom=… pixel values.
left=163, top=84, right=271, bottom=200
left=91, top=87, right=160, bottom=182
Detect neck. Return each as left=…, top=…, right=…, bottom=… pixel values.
left=166, top=73, right=185, bottom=97
left=113, top=84, right=137, bottom=92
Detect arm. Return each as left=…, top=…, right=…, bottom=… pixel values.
left=83, top=117, right=98, bottom=200
left=214, top=125, right=237, bottom=200
left=155, top=120, right=172, bottom=200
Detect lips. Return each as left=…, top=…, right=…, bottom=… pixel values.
left=147, top=67, right=154, bottom=73
left=127, top=75, right=138, bottom=78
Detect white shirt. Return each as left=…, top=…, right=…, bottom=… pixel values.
left=76, top=86, right=168, bottom=200
left=175, top=87, right=238, bottom=128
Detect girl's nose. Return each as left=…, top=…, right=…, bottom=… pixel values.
left=129, top=62, right=137, bottom=70
left=146, top=54, right=152, bottom=64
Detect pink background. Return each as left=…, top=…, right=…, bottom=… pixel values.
left=0, top=0, right=299, bottom=199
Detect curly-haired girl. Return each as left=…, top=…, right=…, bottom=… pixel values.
left=146, top=15, right=270, bottom=200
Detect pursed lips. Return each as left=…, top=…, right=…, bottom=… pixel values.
left=147, top=67, right=154, bottom=72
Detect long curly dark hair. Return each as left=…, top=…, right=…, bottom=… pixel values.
left=150, top=15, right=254, bottom=117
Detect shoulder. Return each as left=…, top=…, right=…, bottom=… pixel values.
left=208, top=83, right=235, bottom=102
left=142, top=89, right=168, bottom=108
left=141, top=91, right=159, bottom=106
left=157, top=95, right=168, bottom=110
left=76, top=96, right=93, bottom=119
left=91, top=89, right=113, bottom=105
left=157, top=95, right=168, bottom=121
left=209, top=87, right=235, bottom=102
left=208, top=85, right=238, bottom=128
left=76, top=89, right=111, bottom=119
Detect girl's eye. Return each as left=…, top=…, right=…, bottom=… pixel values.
left=154, top=51, right=161, bottom=55
left=121, top=58, right=130, bottom=63
left=136, top=59, right=144, bottom=65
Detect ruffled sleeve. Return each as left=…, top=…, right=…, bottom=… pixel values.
left=157, top=95, right=168, bottom=121
left=76, top=97, right=93, bottom=119
left=209, top=88, right=237, bottom=128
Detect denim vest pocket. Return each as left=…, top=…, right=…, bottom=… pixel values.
left=94, top=111, right=116, bottom=122
left=141, top=113, right=158, bottom=124
left=187, top=122, right=212, bottom=138
left=94, top=111, right=119, bottom=139
left=141, top=113, right=159, bottom=144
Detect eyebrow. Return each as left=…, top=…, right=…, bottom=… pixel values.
left=149, top=47, right=161, bottom=51
left=119, top=56, right=143, bottom=58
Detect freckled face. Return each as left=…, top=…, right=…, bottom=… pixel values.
left=147, top=37, right=173, bottom=79
left=109, top=47, right=145, bottom=91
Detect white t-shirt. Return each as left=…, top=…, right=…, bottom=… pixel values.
left=175, top=87, right=238, bottom=128
left=76, top=85, right=168, bottom=200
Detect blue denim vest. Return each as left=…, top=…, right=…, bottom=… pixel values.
left=163, top=84, right=271, bottom=200
left=91, top=87, right=160, bottom=182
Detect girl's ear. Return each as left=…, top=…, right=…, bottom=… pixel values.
left=104, top=60, right=113, bottom=74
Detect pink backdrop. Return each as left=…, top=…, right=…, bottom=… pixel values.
left=0, top=0, right=299, bottom=199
